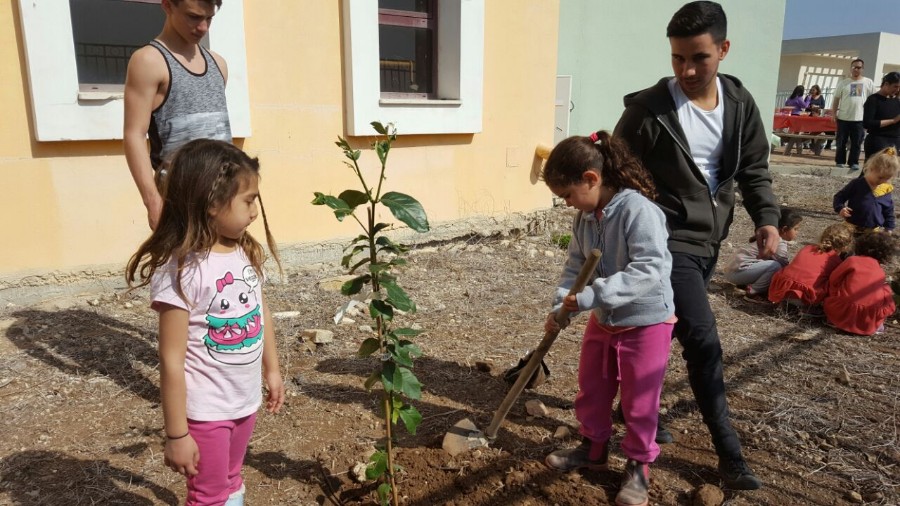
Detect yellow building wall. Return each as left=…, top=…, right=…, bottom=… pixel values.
left=0, top=1, right=558, bottom=281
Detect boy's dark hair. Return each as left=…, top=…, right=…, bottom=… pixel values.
left=748, top=206, right=802, bottom=242
left=542, top=131, right=657, bottom=200
left=170, top=0, right=223, bottom=8
left=666, top=1, right=727, bottom=43
left=853, top=232, right=895, bottom=264
left=882, top=71, right=900, bottom=86
left=779, top=207, right=803, bottom=230
left=851, top=58, right=864, bottom=67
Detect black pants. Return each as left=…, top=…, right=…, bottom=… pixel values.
left=670, top=252, right=743, bottom=460
left=835, top=119, right=865, bottom=167
left=864, top=135, right=898, bottom=163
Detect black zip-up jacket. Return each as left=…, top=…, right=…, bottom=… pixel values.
left=614, top=74, right=780, bottom=258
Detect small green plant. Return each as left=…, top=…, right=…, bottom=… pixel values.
left=312, top=122, right=429, bottom=506
left=551, top=233, right=571, bottom=250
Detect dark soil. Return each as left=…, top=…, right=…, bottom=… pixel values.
left=0, top=172, right=897, bottom=506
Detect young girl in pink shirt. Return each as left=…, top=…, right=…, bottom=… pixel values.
left=127, top=139, right=284, bottom=506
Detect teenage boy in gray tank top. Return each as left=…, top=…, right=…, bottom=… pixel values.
left=124, top=0, right=231, bottom=230
left=614, top=1, right=780, bottom=491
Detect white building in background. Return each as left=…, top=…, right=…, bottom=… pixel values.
left=775, top=32, right=900, bottom=109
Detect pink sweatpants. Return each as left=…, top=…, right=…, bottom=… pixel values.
left=186, top=413, right=256, bottom=506
left=575, top=314, right=673, bottom=463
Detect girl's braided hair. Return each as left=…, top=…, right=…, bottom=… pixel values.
left=126, top=139, right=281, bottom=303
left=817, top=222, right=854, bottom=253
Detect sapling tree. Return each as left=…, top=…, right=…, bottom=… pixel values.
left=312, top=122, right=429, bottom=506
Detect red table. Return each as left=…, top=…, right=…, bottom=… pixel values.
left=773, top=114, right=836, bottom=133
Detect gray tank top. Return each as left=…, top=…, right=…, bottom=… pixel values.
left=148, top=40, right=232, bottom=170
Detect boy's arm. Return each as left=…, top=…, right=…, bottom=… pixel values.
left=124, top=47, right=165, bottom=230
left=261, top=296, right=284, bottom=414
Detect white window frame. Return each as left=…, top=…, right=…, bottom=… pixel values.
left=17, top=0, right=251, bottom=141
left=342, top=0, right=484, bottom=136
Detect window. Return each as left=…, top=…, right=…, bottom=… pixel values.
left=343, top=0, right=485, bottom=136
left=378, top=0, right=435, bottom=98
left=17, top=0, right=251, bottom=141
left=69, top=0, right=164, bottom=88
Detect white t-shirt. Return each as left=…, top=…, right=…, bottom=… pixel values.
left=668, top=77, right=725, bottom=193
left=151, top=249, right=265, bottom=421
left=833, top=76, right=876, bottom=122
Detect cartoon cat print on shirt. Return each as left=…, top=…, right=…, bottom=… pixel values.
left=203, top=268, right=264, bottom=365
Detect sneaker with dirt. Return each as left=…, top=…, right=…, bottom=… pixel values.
left=743, top=293, right=770, bottom=305
left=718, top=456, right=762, bottom=490
left=616, top=459, right=649, bottom=506
left=545, top=437, right=609, bottom=472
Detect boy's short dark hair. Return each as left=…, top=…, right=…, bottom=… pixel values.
left=666, top=1, right=727, bottom=44
left=854, top=232, right=895, bottom=264
left=170, top=0, right=223, bottom=8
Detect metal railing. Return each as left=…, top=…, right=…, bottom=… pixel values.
left=774, top=89, right=834, bottom=111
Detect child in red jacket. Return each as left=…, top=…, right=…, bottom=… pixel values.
left=824, top=232, right=896, bottom=335
left=768, top=223, right=854, bottom=312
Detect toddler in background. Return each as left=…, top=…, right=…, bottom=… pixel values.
left=724, top=207, right=801, bottom=303
left=824, top=232, right=896, bottom=335
left=768, top=223, right=855, bottom=313
left=833, top=147, right=898, bottom=235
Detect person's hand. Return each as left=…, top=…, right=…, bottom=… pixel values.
left=561, top=294, right=579, bottom=313
left=146, top=193, right=163, bottom=231
left=164, top=435, right=199, bottom=477
left=264, top=369, right=285, bottom=414
left=755, top=225, right=780, bottom=259
left=839, top=206, right=853, bottom=219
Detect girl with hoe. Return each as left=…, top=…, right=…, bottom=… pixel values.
left=723, top=207, right=802, bottom=303
left=127, top=139, right=284, bottom=506
left=833, top=147, right=898, bottom=234
left=768, top=222, right=854, bottom=313
left=542, top=131, right=674, bottom=506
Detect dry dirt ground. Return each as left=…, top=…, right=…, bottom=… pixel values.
left=0, top=171, right=898, bottom=506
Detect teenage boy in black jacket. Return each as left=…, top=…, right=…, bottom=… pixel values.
left=614, top=1, right=779, bottom=491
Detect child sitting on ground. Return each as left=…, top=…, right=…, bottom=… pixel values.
left=768, top=222, right=854, bottom=312
left=824, top=232, right=897, bottom=335
left=724, top=207, right=801, bottom=303
left=833, top=147, right=898, bottom=235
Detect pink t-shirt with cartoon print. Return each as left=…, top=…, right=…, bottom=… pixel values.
left=151, top=249, right=265, bottom=421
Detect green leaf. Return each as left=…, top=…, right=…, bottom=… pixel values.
left=311, top=192, right=353, bottom=221
left=380, top=192, right=430, bottom=232
left=339, top=189, right=369, bottom=208
left=375, top=236, right=409, bottom=255
left=390, top=395, right=403, bottom=424
left=381, top=362, right=396, bottom=393
left=390, top=327, right=423, bottom=339
left=398, top=340, right=422, bottom=359
left=381, top=279, right=415, bottom=313
left=370, top=299, right=394, bottom=321
left=388, top=343, right=413, bottom=368
left=363, top=369, right=381, bottom=391
left=371, top=121, right=388, bottom=135
left=393, top=366, right=422, bottom=399
left=341, top=275, right=371, bottom=296
left=388, top=258, right=408, bottom=267
left=398, top=404, right=422, bottom=435
left=345, top=149, right=361, bottom=161
left=376, top=483, right=392, bottom=506
left=348, top=257, right=372, bottom=274
left=358, top=338, right=381, bottom=357
left=375, top=140, right=391, bottom=165
left=335, top=136, right=352, bottom=151
left=369, top=262, right=393, bottom=275
left=367, top=450, right=388, bottom=480
left=341, top=244, right=367, bottom=268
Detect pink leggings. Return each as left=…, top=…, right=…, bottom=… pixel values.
left=186, top=413, right=256, bottom=506
left=575, top=315, right=672, bottom=463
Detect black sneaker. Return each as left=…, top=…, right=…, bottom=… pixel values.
left=718, top=456, right=762, bottom=490
left=655, top=421, right=674, bottom=444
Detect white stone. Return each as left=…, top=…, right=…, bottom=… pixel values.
left=302, top=329, right=334, bottom=344
left=525, top=399, right=550, bottom=417
left=273, top=311, right=301, bottom=319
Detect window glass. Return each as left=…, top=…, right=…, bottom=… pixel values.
left=68, top=0, right=164, bottom=84
left=379, top=25, right=433, bottom=94
left=379, top=0, right=431, bottom=13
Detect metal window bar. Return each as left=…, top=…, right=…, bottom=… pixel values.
left=774, top=89, right=835, bottom=111
left=74, top=42, right=142, bottom=85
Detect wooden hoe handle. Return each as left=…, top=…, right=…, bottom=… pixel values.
left=484, top=248, right=601, bottom=440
